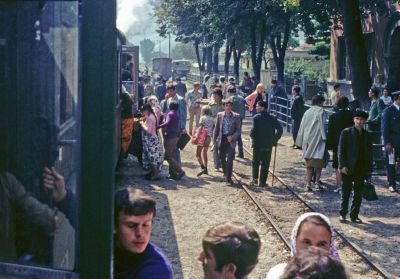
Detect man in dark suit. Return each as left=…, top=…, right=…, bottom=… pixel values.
left=250, top=101, right=282, bottom=187
left=213, top=97, right=242, bottom=185
left=381, top=91, right=400, bottom=192
left=326, top=97, right=354, bottom=190
left=338, top=110, right=373, bottom=223
left=290, top=85, right=304, bottom=148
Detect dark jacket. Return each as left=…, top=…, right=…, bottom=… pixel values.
left=367, top=98, right=385, bottom=131
left=114, top=242, right=173, bottom=279
left=326, top=109, right=354, bottom=152
left=290, top=95, right=305, bottom=121
left=381, top=105, right=400, bottom=147
left=338, top=127, right=373, bottom=177
left=250, top=111, right=283, bottom=149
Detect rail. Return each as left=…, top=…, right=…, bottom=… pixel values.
left=232, top=145, right=391, bottom=279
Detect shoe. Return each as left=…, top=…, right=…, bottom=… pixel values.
left=237, top=153, right=244, bottom=159
left=351, top=217, right=363, bottom=224
left=166, top=174, right=177, bottom=180
left=293, top=146, right=299, bottom=149
left=259, top=183, right=268, bottom=187
left=306, top=184, right=313, bottom=192
left=317, top=180, right=325, bottom=186
left=225, top=179, right=234, bottom=186
left=250, top=179, right=258, bottom=186
left=197, top=168, right=208, bottom=177
left=389, top=186, right=397, bottom=192
left=176, top=171, right=185, bottom=180
left=316, top=182, right=323, bottom=190
left=339, top=216, right=346, bottom=223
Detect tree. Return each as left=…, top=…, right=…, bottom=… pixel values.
left=170, top=43, right=197, bottom=60
left=139, top=38, right=155, bottom=65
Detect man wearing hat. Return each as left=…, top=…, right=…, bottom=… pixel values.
left=213, top=97, right=242, bottom=185
left=250, top=101, right=282, bottom=187
left=338, top=110, right=373, bottom=223
left=381, top=90, right=400, bottom=192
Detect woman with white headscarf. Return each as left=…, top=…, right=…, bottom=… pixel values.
left=266, top=212, right=340, bottom=279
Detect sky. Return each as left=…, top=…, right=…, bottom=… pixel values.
left=117, top=0, right=173, bottom=53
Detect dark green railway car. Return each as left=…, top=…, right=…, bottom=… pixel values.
left=0, top=1, right=117, bottom=278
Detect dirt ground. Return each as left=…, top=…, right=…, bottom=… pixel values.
left=116, top=115, right=399, bottom=279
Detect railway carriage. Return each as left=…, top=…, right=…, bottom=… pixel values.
left=0, top=1, right=119, bottom=278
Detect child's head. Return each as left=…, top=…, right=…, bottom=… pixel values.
left=201, top=105, right=212, bottom=116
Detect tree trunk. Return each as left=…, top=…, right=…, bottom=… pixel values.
left=224, top=41, right=232, bottom=78
left=233, top=49, right=242, bottom=81
left=213, top=45, right=219, bottom=74
left=194, top=39, right=203, bottom=73
left=337, top=0, right=372, bottom=108
left=250, top=17, right=267, bottom=82
left=201, top=46, right=206, bottom=72
left=206, top=46, right=213, bottom=73
left=270, top=18, right=291, bottom=84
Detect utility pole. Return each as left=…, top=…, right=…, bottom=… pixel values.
left=168, top=33, right=171, bottom=58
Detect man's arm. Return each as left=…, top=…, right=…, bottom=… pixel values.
left=179, top=98, right=187, bottom=130
left=381, top=108, right=391, bottom=147
left=231, top=115, right=242, bottom=142
left=213, top=115, right=221, bottom=143
left=338, top=129, right=348, bottom=173
left=274, top=118, right=283, bottom=144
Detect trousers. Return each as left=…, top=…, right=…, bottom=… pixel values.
left=340, top=174, right=364, bottom=219
left=252, top=148, right=272, bottom=184
left=219, top=136, right=235, bottom=180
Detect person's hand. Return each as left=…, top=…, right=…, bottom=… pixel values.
left=182, top=128, right=187, bottom=134
left=227, top=136, right=233, bottom=142
left=43, top=167, right=67, bottom=202
left=165, top=92, right=170, bottom=100
left=386, top=143, right=393, bottom=154
left=340, top=167, right=349, bottom=175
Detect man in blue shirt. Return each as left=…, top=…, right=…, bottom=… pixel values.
left=114, top=187, right=173, bottom=279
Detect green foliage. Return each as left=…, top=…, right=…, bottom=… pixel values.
left=171, top=43, right=197, bottom=60
left=285, top=58, right=329, bottom=82
left=140, top=38, right=156, bottom=65
left=308, top=41, right=330, bottom=57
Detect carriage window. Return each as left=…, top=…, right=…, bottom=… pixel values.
left=0, top=1, right=80, bottom=277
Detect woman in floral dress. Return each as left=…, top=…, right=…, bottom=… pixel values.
left=140, top=103, right=164, bottom=180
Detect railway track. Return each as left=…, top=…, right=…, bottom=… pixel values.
left=231, top=145, right=391, bottom=279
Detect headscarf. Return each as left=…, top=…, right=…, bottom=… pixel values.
left=290, top=212, right=340, bottom=261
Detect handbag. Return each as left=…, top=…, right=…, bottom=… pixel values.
left=177, top=132, right=191, bottom=150
left=191, top=127, right=207, bottom=146
left=363, top=180, right=378, bottom=201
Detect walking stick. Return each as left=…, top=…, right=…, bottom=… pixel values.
left=271, top=145, right=278, bottom=187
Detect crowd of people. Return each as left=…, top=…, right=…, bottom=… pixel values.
left=116, top=70, right=399, bottom=278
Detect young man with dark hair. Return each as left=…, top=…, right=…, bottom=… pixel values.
left=326, top=97, right=354, bottom=191
left=226, top=85, right=246, bottom=158
left=198, top=222, right=261, bottom=279
left=338, top=110, right=373, bottom=223
left=213, top=97, right=242, bottom=185
left=250, top=101, right=282, bottom=187
left=114, top=187, right=173, bottom=279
